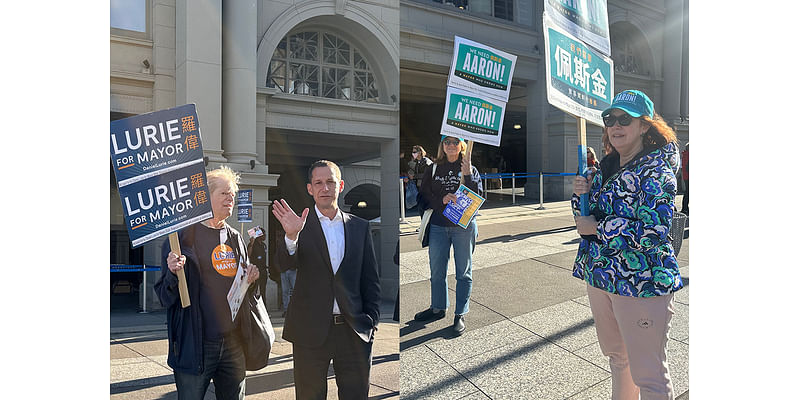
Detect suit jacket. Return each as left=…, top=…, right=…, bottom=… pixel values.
left=276, top=210, right=381, bottom=346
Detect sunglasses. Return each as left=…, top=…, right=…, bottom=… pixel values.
left=602, top=113, right=634, bottom=127
left=443, top=139, right=461, bottom=146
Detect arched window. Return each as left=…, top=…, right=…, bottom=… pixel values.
left=610, top=23, right=651, bottom=77
left=267, top=31, right=380, bottom=103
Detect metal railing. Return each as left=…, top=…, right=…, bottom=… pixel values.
left=481, top=172, right=578, bottom=208
left=111, top=264, right=161, bottom=313
left=400, top=172, right=578, bottom=217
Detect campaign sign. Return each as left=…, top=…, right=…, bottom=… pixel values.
left=443, top=184, right=486, bottom=229
left=110, top=104, right=205, bottom=185
left=237, top=189, right=253, bottom=206
left=111, top=103, right=213, bottom=248
left=544, top=16, right=613, bottom=126
left=447, top=36, right=517, bottom=103
left=237, top=205, right=253, bottom=223
left=440, top=86, right=506, bottom=147
left=544, top=0, right=610, bottom=56
left=118, top=161, right=213, bottom=247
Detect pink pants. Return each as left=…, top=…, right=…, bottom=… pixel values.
left=586, top=284, right=675, bottom=400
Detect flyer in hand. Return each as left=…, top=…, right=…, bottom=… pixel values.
left=227, top=259, right=251, bottom=322
left=443, top=184, right=486, bottom=228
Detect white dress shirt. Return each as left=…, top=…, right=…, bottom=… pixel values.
left=285, top=205, right=345, bottom=314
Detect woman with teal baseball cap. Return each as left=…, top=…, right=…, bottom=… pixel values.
left=572, top=89, right=683, bottom=399
left=413, top=135, right=482, bottom=337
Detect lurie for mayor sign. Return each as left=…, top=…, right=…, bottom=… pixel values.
left=447, top=36, right=517, bottom=103
left=110, top=104, right=213, bottom=247
left=441, top=87, right=506, bottom=147
left=544, top=16, right=613, bottom=126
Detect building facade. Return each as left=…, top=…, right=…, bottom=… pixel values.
left=110, top=0, right=687, bottom=310
left=111, top=0, right=400, bottom=311
left=399, top=0, right=689, bottom=199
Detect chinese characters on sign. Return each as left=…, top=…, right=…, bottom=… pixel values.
left=544, top=16, right=613, bottom=126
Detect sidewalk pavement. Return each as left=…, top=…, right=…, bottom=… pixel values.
left=111, top=303, right=399, bottom=399
left=399, top=193, right=689, bottom=400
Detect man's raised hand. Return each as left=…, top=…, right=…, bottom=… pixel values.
left=271, top=199, right=309, bottom=241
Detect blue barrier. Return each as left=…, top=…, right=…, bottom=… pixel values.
left=481, top=172, right=578, bottom=179
left=111, top=264, right=161, bottom=273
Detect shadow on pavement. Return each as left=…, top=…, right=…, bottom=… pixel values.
left=477, top=226, right=576, bottom=245
left=400, top=317, right=595, bottom=400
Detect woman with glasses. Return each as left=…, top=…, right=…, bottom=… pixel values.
left=413, top=135, right=482, bottom=336
left=572, top=90, right=683, bottom=400
left=407, top=145, right=433, bottom=189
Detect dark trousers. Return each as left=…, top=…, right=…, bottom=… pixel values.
left=292, top=321, right=373, bottom=400
left=173, top=332, right=246, bottom=400
left=681, top=179, right=689, bottom=214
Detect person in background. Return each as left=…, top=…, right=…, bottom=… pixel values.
left=680, top=143, right=688, bottom=216
left=155, top=166, right=261, bottom=400
left=572, top=90, right=683, bottom=400
left=407, top=145, right=433, bottom=189
left=413, top=136, right=482, bottom=337
left=587, top=146, right=600, bottom=170
left=248, top=228, right=268, bottom=310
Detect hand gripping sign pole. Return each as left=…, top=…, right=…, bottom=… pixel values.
left=576, top=117, right=591, bottom=216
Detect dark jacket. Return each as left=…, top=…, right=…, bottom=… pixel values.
left=154, top=223, right=254, bottom=375
left=276, top=210, right=380, bottom=346
left=420, top=156, right=483, bottom=227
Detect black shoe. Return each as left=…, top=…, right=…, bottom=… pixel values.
left=414, top=308, right=445, bottom=322
left=453, top=315, right=466, bottom=336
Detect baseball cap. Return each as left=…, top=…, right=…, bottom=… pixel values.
left=601, top=90, right=654, bottom=118
left=440, top=135, right=465, bottom=142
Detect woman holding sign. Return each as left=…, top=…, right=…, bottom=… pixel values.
left=413, top=135, right=482, bottom=336
left=155, top=166, right=261, bottom=400
left=572, top=90, right=683, bottom=400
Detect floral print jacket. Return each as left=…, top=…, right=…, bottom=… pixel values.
left=571, top=142, right=683, bottom=297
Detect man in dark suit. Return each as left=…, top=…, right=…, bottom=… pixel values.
left=272, top=160, right=381, bottom=400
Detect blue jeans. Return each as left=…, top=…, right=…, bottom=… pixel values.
left=428, top=220, right=477, bottom=315
left=173, top=332, right=246, bottom=400
left=281, top=269, right=297, bottom=312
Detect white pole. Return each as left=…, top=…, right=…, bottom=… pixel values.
left=399, top=178, right=405, bottom=223
left=140, top=266, right=148, bottom=313
left=537, top=171, right=545, bottom=210
left=512, top=173, right=516, bottom=205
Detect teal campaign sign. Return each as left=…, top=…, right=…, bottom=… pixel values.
left=544, top=16, right=613, bottom=126
left=440, top=86, right=506, bottom=147
left=545, top=0, right=610, bottom=56
left=447, top=36, right=517, bottom=103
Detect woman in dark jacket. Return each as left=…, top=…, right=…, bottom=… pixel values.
left=412, top=136, right=482, bottom=336
left=573, top=90, right=683, bottom=400
left=155, top=166, right=261, bottom=400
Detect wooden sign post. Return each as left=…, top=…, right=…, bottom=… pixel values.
left=168, top=232, right=191, bottom=308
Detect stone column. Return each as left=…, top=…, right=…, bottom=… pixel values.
left=379, top=137, right=400, bottom=304
left=222, top=0, right=258, bottom=164
left=661, top=0, right=684, bottom=122
left=175, top=0, right=225, bottom=162
left=525, top=81, right=549, bottom=200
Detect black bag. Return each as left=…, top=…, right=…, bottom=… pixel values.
left=241, top=290, right=275, bottom=371
left=669, top=212, right=687, bottom=256
left=229, top=226, right=275, bottom=371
